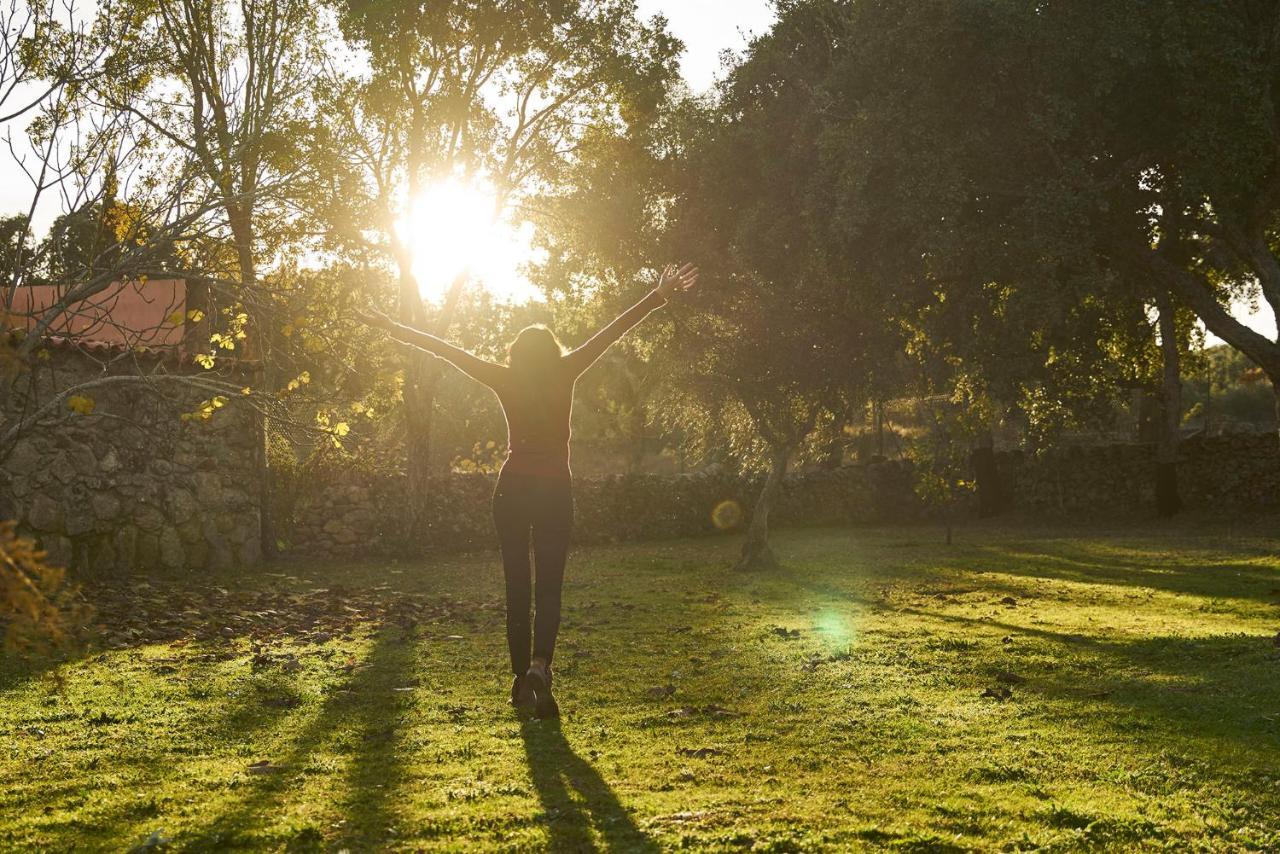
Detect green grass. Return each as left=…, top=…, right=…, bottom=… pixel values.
left=3, top=522, right=1280, bottom=851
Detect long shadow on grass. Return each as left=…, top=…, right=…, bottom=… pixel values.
left=520, top=719, right=658, bottom=852
left=908, top=608, right=1280, bottom=766
left=182, top=626, right=417, bottom=850
left=948, top=540, right=1280, bottom=604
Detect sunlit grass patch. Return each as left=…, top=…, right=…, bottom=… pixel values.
left=2, top=523, right=1278, bottom=850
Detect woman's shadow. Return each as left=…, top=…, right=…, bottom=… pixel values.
left=520, top=718, right=658, bottom=852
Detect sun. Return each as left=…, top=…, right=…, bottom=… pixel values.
left=396, top=175, right=543, bottom=305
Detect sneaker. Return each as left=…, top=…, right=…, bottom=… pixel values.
left=525, top=660, right=559, bottom=719
left=510, top=675, right=535, bottom=709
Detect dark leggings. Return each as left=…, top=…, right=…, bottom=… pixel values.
left=492, top=471, right=573, bottom=675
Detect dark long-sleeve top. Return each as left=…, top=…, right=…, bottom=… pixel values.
left=381, top=289, right=667, bottom=478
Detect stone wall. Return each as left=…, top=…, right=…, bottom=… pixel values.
left=997, top=433, right=1280, bottom=518
left=1, top=346, right=261, bottom=572
left=290, top=462, right=922, bottom=559
left=290, top=434, right=1278, bottom=559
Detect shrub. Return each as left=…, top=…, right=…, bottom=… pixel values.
left=0, top=520, right=89, bottom=653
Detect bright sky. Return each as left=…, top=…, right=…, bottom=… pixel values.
left=638, top=0, right=777, bottom=91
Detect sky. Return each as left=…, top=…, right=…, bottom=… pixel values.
left=638, top=0, right=777, bottom=91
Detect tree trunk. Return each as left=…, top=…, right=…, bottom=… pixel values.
left=397, top=268, right=468, bottom=532
left=970, top=429, right=1005, bottom=518
left=228, top=208, right=276, bottom=563
left=1273, top=380, right=1280, bottom=447
left=1154, top=292, right=1182, bottom=518
left=735, top=447, right=789, bottom=572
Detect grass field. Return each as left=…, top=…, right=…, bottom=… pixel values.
left=3, top=523, right=1279, bottom=851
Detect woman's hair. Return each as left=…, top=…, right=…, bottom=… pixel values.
left=507, top=324, right=564, bottom=375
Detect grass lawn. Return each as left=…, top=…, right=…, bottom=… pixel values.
left=3, top=522, right=1280, bottom=851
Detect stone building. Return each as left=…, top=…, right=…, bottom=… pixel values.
left=1, top=280, right=262, bottom=572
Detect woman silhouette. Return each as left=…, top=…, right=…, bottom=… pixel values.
left=360, top=263, right=699, bottom=717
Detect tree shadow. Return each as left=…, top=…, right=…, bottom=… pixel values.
left=957, top=540, right=1280, bottom=604
left=520, top=718, right=658, bottom=852
left=180, top=625, right=418, bottom=850
left=904, top=607, right=1280, bottom=766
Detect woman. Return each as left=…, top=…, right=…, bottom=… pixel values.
left=360, top=262, right=699, bottom=717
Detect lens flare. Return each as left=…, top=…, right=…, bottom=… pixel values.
left=711, top=499, right=743, bottom=530
left=814, top=609, right=855, bottom=651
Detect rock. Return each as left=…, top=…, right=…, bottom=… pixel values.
left=8, top=475, right=31, bottom=498
left=134, top=503, right=165, bottom=532
left=193, top=472, right=222, bottom=505
left=159, top=526, right=185, bottom=570
left=50, top=453, right=76, bottom=484
left=184, top=538, right=209, bottom=569
left=64, top=505, right=94, bottom=537
left=114, top=525, right=137, bottom=567
left=226, top=519, right=256, bottom=545
left=90, top=537, right=118, bottom=573
left=135, top=532, right=160, bottom=570
left=92, top=492, right=122, bottom=521
left=42, top=534, right=73, bottom=568
left=165, top=488, right=197, bottom=524
left=8, top=440, right=42, bottom=475
left=66, top=441, right=96, bottom=473
left=236, top=537, right=261, bottom=568
left=27, top=494, right=63, bottom=532
left=222, top=489, right=251, bottom=510
left=98, top=448, right=121, bottom=473
left=176, top=517, right=204, bottom=544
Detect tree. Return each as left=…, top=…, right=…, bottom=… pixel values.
left=801, top=0, right=1266, bottom=515
left=93, top=0, right=326, bottom=557
left=313, top=0, right=679, bottom=522
left=823, top=1, right=1280, bottom=440
left=659, top=3, right=890, bottom=571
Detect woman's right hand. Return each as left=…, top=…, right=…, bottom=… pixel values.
left=656, top=262, right=700, bottom=299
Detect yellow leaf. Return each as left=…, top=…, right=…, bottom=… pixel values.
left=166, top=310, right=185, bottom=326
left=334, top=421, right=350, bottom=437
left=67, top=395, right=95, bottom=415
left=187, top=309, right=205, bottom=323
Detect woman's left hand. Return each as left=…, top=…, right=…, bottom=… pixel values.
left=656, top=262, right=700, bottom=299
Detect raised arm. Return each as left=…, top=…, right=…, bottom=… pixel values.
left=357, top=310, right=507, bottom=390
left=562, top=263, right=700, bottom=377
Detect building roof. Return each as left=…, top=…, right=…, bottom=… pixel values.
left=6, top=279, right=188, bottom=354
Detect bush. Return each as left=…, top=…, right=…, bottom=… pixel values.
left=0, top=520, right=89, bottom=653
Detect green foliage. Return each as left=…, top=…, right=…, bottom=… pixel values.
left=907, top=400, right=977, bottom=524
left=655, top=7, right=894, bottom=475
left=1184, top=344, right=1279, bottom=431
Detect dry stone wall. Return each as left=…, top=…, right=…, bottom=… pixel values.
left=998, top=434, right=1280, bottom=518
left=291, top=436, right=1278, bottom=560
left=290, top=462, right=922, bottom=558
left=1, top=347, right=261, bottom=572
